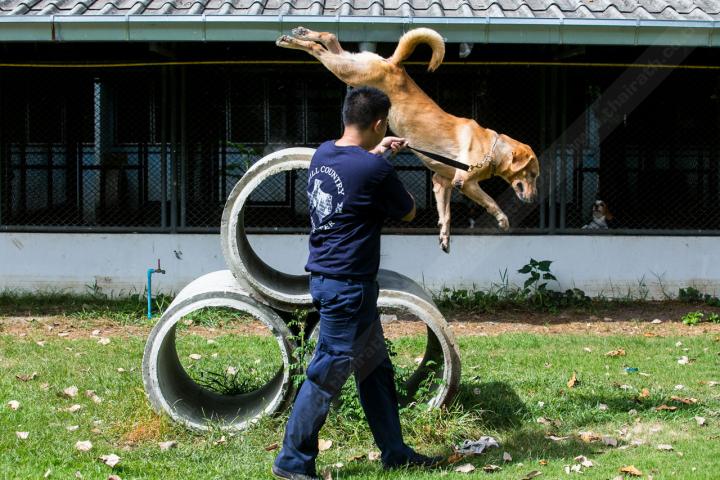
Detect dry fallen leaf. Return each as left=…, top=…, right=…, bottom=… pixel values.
left=674, top=384, right=685, bottom=390
left=321, top=469, right=332, bottom=480
left=639, top=388, right=651, bottom=399
left=99, top=454, right=121, bottom=468
left=579, top=431, right=601, bottom=443
left=43, top=469, right=51, bottom=478
left=318, top=439, right=333, bottom=451
left=602, top=436, right=618, bottom=447
left=368, top=451, right=380, bottom=461
left=7, top=400, right=20, bottom=410
left=446, top=452, right=464, bottom=464
left=702, top=380, right=719, bottom=387
left=521, top=471, right=543, bottom=479
left=36, top=341, right=46, bottom=347
left=583, top=347, right=592, bottom=353
left=483, top=464, right=502, bottom=472
left=454, top=463, right=475, bottom=473
left=63, top=386, right=79, bottom=398
left=213, top=436, right=227, bottom=446
left=657, top=444, right=673, bottom=451
left=503, top=451, right=512, bottom=462
left=66, top=404, right=83, bottom=413
left=545, top=435, right=569, bottom=442
left=226, top=366, right=237, bottom=376
left=188, top=353, right=201, bottom=360
left=98, top=337, right=111, bottom=346
left=606, top=348, right=626, bottom=357
left=539, top=459, right=548, bottom=466
left=671, top=396, right=698, bottom=405
left=620, top=465, right=643, bottom=476
left=75, top=440, right=93, bottom=452
left=655, top=404, right=678, bottom=411
left=347, top=454, right=365, bottom=462
left=117, top=368, right=126, bottom=373
left=567, top=372, right=578, bottom=389
left=598, top=403, right=608, bottom=411
left=158, top=441, right=177, bottom=451
left=67, top=425, right=80, bottom=432
left=108, top=475, right=121, bottom=480
left=695, top=416, right=707, bottom=426
left=16, top=372, right=38, bottom=382
left=677, top=356, right=691, bottom=365
left=16, top=431, right=29, bottom=440
left=264, top=442, right=278, bottom=452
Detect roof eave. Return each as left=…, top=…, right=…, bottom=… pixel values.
left=0, top=15, right=718, bottom=47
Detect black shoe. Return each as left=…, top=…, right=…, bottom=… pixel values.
left=383, top=451, right=446, bottom=470
left=271, top=464, right=319, bottom=480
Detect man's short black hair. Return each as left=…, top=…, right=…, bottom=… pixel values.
left=341, top=86, right=391, bottom=129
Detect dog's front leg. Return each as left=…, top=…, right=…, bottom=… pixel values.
left=432, top=173, right=453, bottom=253
left=460, top=181, right=510, bottom=231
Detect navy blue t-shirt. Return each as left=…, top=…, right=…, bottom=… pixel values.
left=305, top=141, right=414, bottom=278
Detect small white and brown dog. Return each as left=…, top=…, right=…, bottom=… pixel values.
left=582, top=199, right=614, bottom=229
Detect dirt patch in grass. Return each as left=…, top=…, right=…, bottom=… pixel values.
left=2, top=301, right=720, bottom=340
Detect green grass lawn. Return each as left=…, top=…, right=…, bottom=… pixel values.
left=2, top=329, right=719, bottom=479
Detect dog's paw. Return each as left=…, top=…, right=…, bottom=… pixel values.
left=292, top=26, right=309, bottom=38
left=439, top=236, right=450, bottom=253
left=496, top=214, right=510, bottom=231
left=276, top=35, right=291, bottom=47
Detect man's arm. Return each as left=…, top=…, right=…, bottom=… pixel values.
left=370, top=136, right=408, bottom=156
left=401, top=193, right=416, bottom=222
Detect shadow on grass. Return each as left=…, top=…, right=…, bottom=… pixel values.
left=454, top=381, right=529, bottom=431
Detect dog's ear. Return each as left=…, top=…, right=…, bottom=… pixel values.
left=605, top=203, right=614, bottom=221
left=509, top=147, right=531, bottom=173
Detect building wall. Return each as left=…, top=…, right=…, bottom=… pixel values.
left=1, top=233, right=718, bottom=299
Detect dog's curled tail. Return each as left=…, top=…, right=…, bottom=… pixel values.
left=388, top=28, right=445, bottom=72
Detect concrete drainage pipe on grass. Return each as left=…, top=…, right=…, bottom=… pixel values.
left=142, top=270, right=297, bottom=432
left=303, top=269, right=461, bottom=408
left=220, top=147, right=316, bottom=313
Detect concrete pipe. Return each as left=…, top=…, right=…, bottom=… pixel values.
left=220, top=147, right=315, bottom=312
left=376, top=269, right=461, bottom=407
left=305, top=270, right=461, bottom=407
left=142, top=270, right=296, bottom=431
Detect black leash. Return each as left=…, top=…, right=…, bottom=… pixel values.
left=405, top=145, right=470, bottom=171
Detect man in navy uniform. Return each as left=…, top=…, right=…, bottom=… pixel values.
left=273, top=87, right=444, bottom=479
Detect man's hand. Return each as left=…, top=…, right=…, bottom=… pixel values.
left=371, top=136, right=408, bottom=156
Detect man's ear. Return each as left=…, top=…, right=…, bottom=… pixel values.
left=372, top=118, right=386, bottom=134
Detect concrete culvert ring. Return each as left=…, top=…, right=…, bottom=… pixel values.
left=142, top=271, right=296, bottom=432
left=220, top=147, right=315, bottom=312
left=305, top=269, right=461, bottom=408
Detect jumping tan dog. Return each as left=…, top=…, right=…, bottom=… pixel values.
left=277, top=27, right=540, bottom=252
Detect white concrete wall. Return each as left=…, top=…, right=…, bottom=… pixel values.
left=1, top=232, right=718, bottom=299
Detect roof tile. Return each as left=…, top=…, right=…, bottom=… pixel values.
left=0, top=0, right=718, bottom=20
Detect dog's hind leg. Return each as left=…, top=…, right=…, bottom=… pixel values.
left=291, top=27, right=344, bottom=54
left=432, top=173, right=453, bottom=253
left=460, top=181, right=510, bottom=231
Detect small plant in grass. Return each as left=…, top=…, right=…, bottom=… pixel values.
left=682, top=311, right=720, bottom=325
left=287, top=309, right=316, bottom=388
left=682, top=311, right=704, bottom=326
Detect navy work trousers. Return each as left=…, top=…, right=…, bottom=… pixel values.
left=274, top=274, right=412, bottom=476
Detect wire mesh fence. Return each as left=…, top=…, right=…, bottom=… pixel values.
left=1, top=61, right=719, bottom=233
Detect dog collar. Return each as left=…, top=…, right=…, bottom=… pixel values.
left=407, top=132, right=501, bottom=176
